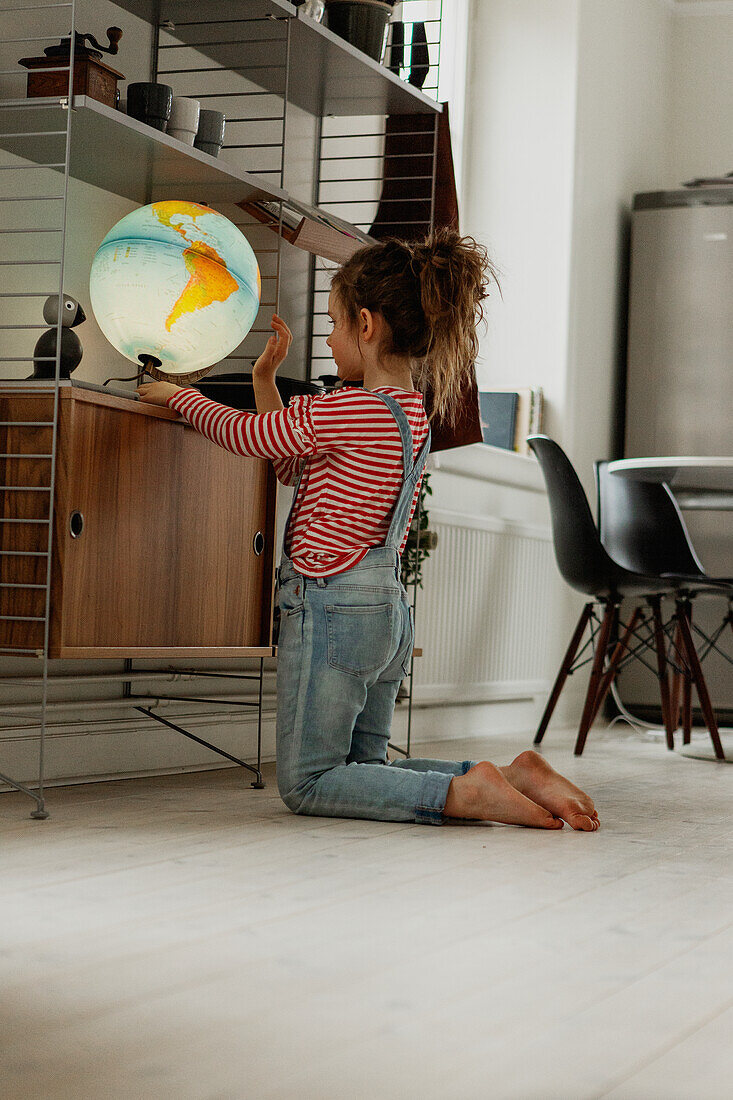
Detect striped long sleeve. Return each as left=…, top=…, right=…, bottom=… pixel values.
left=167, top=385, right=429, bottom=577
left=167, top=387, right=315, bottom=486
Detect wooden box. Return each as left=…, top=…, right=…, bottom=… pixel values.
left=18, top=55, right=124, bottom=109
left=0, top=385, right=276, bottom=658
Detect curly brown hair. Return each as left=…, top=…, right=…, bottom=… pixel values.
left=331, top=228, right=499, bottom=425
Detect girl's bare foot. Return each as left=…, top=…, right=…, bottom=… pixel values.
left=443, top=762, right=563, bottom=829
left=502, top=750, right=600, bottom=831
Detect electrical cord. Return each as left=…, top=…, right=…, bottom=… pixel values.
left=609, top=680, right=733, bottom=737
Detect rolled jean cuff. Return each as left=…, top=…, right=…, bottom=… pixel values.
left=415, top=770, right=455, bottom=825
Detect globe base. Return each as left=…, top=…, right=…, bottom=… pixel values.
left=103, top=354, right=216, bottom=387
left=104, top=354, right=161, bottom=387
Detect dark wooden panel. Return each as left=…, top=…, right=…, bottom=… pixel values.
left=59, top=398, right=273, bottom=651
left=0, top=388, right=277, bottom=656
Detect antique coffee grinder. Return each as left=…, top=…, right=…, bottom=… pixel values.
left=19, top=27, right=124, bottom=109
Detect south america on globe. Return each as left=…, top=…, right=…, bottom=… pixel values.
left=89, top=201, right=261, bottom=381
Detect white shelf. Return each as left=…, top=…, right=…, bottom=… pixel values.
left=430, top=443, right=546, bottom=494
left=113, top=0, right=441, bottom=117
left=0, top=95, right=289, bottom=206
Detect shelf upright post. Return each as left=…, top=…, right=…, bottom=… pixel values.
left=0, top=0, right=76, bottom=816
left=304, top=113, right=323, bottom=385
left=35, top=0, right=76, bottom=819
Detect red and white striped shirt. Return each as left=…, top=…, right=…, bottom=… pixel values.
left=167, top=385, right=430, bottom=577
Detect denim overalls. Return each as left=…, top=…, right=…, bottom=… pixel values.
left=275, top=391, right=473, bottom=825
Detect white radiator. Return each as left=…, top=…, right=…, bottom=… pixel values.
left=413, top=508, right=556, bottom=704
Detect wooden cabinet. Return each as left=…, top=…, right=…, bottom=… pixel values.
left=0, top=385, right=276, bottom=658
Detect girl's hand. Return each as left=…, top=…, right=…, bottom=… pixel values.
left=136, top=381, right=184, bottom=406
left=253, top=314, right=292, bottom=379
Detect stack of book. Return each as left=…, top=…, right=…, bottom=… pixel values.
left=478, top=389, right=544, bottom=455
left=237, top=198, right=374, bottom=264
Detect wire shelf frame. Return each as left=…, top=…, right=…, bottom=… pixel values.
left=0, top=0, right=77, bottom=818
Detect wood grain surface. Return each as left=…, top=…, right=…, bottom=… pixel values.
left=0, top=387, right=276, bottom=657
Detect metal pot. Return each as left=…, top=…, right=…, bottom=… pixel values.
left=325, top=0, right=393, bottom=62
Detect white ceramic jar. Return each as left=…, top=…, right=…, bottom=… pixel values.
left=167, top=97, right=200, bottom=145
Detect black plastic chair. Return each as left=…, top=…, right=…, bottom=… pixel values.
left=595, top=461, right=733, bottom=590
left=596, top=460, right=732, bottom=750
left=527, top=436, right=723, bottom=758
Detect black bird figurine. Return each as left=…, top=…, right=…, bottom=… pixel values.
left=30, top=294, right=86, bottom=379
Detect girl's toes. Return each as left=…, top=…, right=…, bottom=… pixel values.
left=568, top=813, right=596, bottom=831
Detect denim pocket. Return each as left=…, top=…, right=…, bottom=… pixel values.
left=325, top=603, right=394, bottom=676
left=279, top=578, right=304, bottom=617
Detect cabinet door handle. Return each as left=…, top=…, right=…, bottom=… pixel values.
left=69, top=511, right=84, bottom=539
left=253, top=531, right=265, bottom=556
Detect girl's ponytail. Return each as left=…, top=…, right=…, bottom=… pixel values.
left=411, top=229, right=497, bottom=425
left=332, top=228, right=499, bottom=426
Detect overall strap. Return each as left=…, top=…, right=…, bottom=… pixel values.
left=368, top=390, right=431, bottom=550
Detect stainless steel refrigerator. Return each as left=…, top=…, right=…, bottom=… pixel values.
left=622, top=187, right=733, bottom=716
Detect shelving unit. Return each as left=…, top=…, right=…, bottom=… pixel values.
left=0, top=0, right=442, bottom=816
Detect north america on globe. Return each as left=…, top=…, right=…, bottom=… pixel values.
left=150, top=202, right=242, bottom=332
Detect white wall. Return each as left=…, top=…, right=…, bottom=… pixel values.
left=670, top=3, right=733, bottom=182
left=461, top=0, right=580, bottom=445
left=460, top=0, right=732, bottom=483
left=461, top=0, right=676, bottom=479
left=566, top=0, right=673, bottom=485
left=455, top=0, right=677, bottom=728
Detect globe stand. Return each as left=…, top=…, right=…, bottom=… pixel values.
left=104, top=355, right=215, bottom=387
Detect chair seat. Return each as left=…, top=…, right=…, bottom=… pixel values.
left=660, top=572, right=733, bottom=594
left=611, top=571, right=678, bottom=598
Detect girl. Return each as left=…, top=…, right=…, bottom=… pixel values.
left=138, top=230, right=599, bottom=832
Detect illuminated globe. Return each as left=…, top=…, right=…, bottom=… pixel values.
left=89, top=200, right=261, bottom=380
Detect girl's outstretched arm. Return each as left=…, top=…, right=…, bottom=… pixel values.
left=135, top=384, right=315, bottom=463
left=136, top=316, right=310, bottom=484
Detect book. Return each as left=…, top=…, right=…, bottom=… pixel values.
left=237, top=199, right=374, bottom=264
left=513, top=388, right=533, bottom=455
left=479, top=388, right=544, bottom=454
left=529, top=387, right=544, bottom=436
left=478, top=391, right=518, bottom=451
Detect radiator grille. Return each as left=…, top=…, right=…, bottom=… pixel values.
left=414, top=509, right=556, bottom=701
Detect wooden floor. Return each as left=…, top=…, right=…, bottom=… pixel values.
left=2, top=724, right=733, bottom=1100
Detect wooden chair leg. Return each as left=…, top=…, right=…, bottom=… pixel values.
left=534, top=602, right=594, bottom=745
left=586, top=607, right=642, bottom=732
left=575, top=602, right=616, bottom=756
left=676, top=600, right=725, bottom=761
left=683, top=671, right=692, bottom=744
left=669, top=620, right=684, bottom=733
left=649, top=597, right=674, bottom=750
